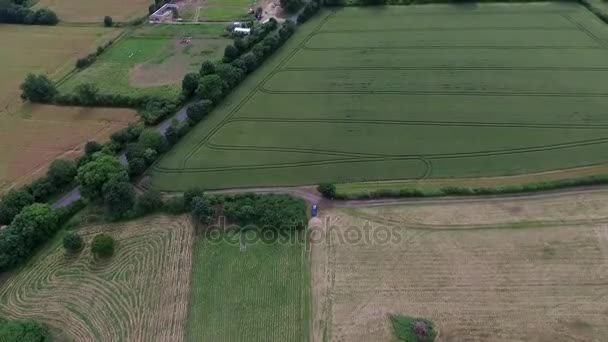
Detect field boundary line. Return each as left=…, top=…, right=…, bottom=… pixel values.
left=281, top=66, right=608, bottom=71
left=562, top=13, right=608, bottom=48
left=180, top=10, right=337, bottom=167
left=314, top=26, right=581, bottom=34
left=259, top=88, right=608, bottom=97
left=302, top=45, right=605, bottom=50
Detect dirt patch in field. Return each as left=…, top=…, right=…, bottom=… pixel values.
left=0, top=215, right=194, bottom=341
left=312, top=192, right=608, bottom=341
left=129, top=38, right=230, bottom=88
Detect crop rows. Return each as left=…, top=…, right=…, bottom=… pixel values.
left=151, top=3, right=608, bottom=191
left=0, top=215, right=194, bottom=342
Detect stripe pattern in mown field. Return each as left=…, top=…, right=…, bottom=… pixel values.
left=152, top=3, right=608, bottom=191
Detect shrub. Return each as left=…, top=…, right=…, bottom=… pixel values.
left=191, top=196, right=214, bottom=224
left=390, top=315, right=437, bottom=342
left=136, top=190, right=164, bottom=214
left=47, top=159, right=77, bottom=188
left=223, top=44, right=240, bottom=62
left=91, top=234, right=115, bottom=258
left=317, top=183, right=336, bottom=199
left=33, top=8, right=58, bottom=25
left=164, top=196, right=187, bottom=214
left=186, top=100, right=212, bottom=123
left=139, top=128, right=167, bottom=153
left=63, top=232, right=83, bottom=253
left=222, top=194, right=307, bottom=230
left=84, top=141, right=103, bottom=156
left=103, top=15, right=113, bottom=27
left=0, top=189, right=35, bottom=225
left=102, top=179, right=135, bottom=219
left=196, top=74, right=224, bottom=103
left=20, top=74, right=57, bottom=103
left=184, top=187, right=205, bottom=208
left=199, top=60, right=216, bottom=76
left=0, top=318, right=51, bottom=342
left=27, top=178, right=56, bottom=202
left=182, top=72, right=199, bottom=97
left=74, top=83, right=99, bottom=105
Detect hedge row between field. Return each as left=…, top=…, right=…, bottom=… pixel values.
left=322, top=175, right=608, bottom=200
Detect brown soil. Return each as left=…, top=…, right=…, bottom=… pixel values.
left=312, top=192, right=608, bottom=341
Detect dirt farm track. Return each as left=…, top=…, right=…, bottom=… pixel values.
left=311, top=188, right=608, bottom=342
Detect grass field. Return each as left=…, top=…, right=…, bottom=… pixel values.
left=34, top=0, right=150, bottom=23
left=311, top=191, right=608, bottom=341
left=0, top=215, right=194, bottom=341
left=152, top=3, right=608, bottom=191
left=199, top=0, right=254, bottom=21
left=0, top=24, right=136, bottom=193
left=60, top=24, right=229, bottom=101
left=187, top=230, right=310, bottom=341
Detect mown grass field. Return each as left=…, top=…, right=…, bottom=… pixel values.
left=199, top=0, right=254, bottom=21
left=152, top=3, right=608, bottom=191
left=34, top=0, right=150, bottom=23
left=187, top=230, right=310, bottom=341
left=59, top=24, right=229, bottom=101
left=0, top=215, right=194, bottom=341
left=0, top=24, right=136, bottom=193
left=311, top=192, right=608, bottom=341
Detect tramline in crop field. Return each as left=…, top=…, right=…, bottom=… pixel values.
left=152, top=2, right=608, bottom=191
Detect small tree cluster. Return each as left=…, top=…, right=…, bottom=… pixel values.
left=91, top=234, right=115, bottom=258
left=0, top=3, right=59, bottom=25
left=20, top=74, right=57, bottom=103
left=317, top=183, right=336, bottom=199
left=62, top=232, right=83, bottom=253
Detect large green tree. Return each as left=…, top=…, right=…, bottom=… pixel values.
left=196, top=74, right=224, bottom=104
left=20, top=74, right=57, bottom=103
left=102, top=178, right=135, bottom=219
left=47, top=159, right=77, bottom=188
left=76, top=154, right=128, bottom=199
left=0, top=189, right=34, bottom=225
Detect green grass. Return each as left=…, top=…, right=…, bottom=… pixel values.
left=390, top=315, right=437, bottom=342
left=199, top=7, right=251, bottom=21
left=152, top=3, right=608, bottom=191
left=58, top=24, right=227, bottom=101
left=187, top=230, right=310, bottom=342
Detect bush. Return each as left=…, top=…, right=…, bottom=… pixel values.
left=182, top=72, right=199, bottom=97
left=191, top=196, right=214, bottom=224
left=199, top=60, right=216, bottom=76
left=91, top=234, right=115, bottom=258
left=47, top=159, right=77, bottom=188
left=0, top=189, right=35, bottom=225
left=27, top=178, right=56, bottom=202
left=196, top=74, right=224, bottom=103
left=184, top=187, right=205, bottom=208
left=76, top=154, right=129, bottom=199
left=20, top=74, right=57, bottom=103
left=84, top=141, right=103, bottom=156
left=281, top=0, right=303, bottom=13
left=0, top=318, right=51, bottom=342
left=103, top=15, right=113, bottom=27
left=390, top=315, right=437, bottom=342
left=136, top=190, right=164, bottom=214
left=63, top=232, right=83, bottom=253
left=317, top=183, right=336, bottom=199
left=164, top=196, right=187, bottom=214
left=139, top=128, right=168, bottom=153
left=223, top=44, right=240, bottom=62
left=222, top=194, right=307, bottom=230
left=102, top=179, right=135, bottom=219
left=186, top=100, right=212, bottom=123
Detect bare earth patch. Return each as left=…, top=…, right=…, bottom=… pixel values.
left=0, top=215, right=194, bottom=342
left=129, top=38, right=230, bottom=88
left=312, top=191, right=608, bottom=341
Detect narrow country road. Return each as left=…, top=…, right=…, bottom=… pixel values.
left=52, top=104, right=191, bottom=209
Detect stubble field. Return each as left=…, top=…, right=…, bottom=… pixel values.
left=0, top=215, right=194, bottom=341
left=152, top=3, right=608, bottom=191
left=0, top=24, right=136, bottom=193
left=311, top=191, right=608, bottom=341
left=34, top=0, right=151, bottom=23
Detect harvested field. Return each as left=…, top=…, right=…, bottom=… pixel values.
left=187, top=230, right=310, bottom=341
left=311, top=191, right=608, bottom=341
left=34, top=0, right=150, bottom=23
left=60, top=24, right=228, bottom=101
left=0, top=215, right=194, bottom=341
left=152, top=3, right=608, bottom=191
left=0, top=25, right=136, bottom=193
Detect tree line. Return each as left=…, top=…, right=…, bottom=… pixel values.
left=0, top=0, right=58, bottom=25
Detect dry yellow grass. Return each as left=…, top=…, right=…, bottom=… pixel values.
left=0, top=215, right=194, bottom=341
left=34, top=0, right=151, bottom=23
left=0, top=25, right=136, bottom=193
left=312, top=192, right=608, bottom=341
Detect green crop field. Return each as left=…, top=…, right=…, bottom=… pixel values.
left=59, top=24, right=229, bottom=101
left=187, top=231, right=310, bottom=341
left=152, top=3, right=608, bottom=191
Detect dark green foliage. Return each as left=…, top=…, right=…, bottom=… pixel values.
left=110, top=123, right=144, bottom=148
left=76, top=154, right=129, bottom=199
left=182, top=72, right=199, bottom=97
left=164, top=196, right=187, bottom=214
left=103, top=15, right=113, bottom=27
left=298, top=0, right=321, bottom=23
left=63, top=232, right=83, bottom=253
left=74, top=83, right=99, bottom=105
left=223, top=44, right=239, bottom=62
left=0, top=204, right=59, bottom=271
left=223, top=194, right=307, bottom=230
left=138, top=98, right=178, bottom=125
left=102, top=179, right=135, bottom=219
left=215, top=63, right=244, bottom=91
left=234, top=37, right=249, bottom=52
left=231, top=58, right=247, bottom=73
left=184, top=187, right=205, bottom=208
left=84, top=141, right=103, bottom=156
left=55, top=198, right=86, bottom=224
left=197, top=74, right=224, bottom=103
left=30, top=8, right=58, bottom=25
left=241, top=52, right=259, bottom=73
left=0, top=189, right=34, bottom=225
left=91, top=234, right=115, bottom=258
left=127, top=156, right=147, bottom=177
left=139, top=128, right=167, bottom=153
left=20, top=74, right=57, bottom=102
left=390, top=315, right=437, bottom=342
left=191, top=196, right=214, bottom=224
left=317, top=183, right=336, bottom=199
left=186, top=100, right=212, bottom=123
left=26, top=178, right=56, bottom=202
left=199, top=60, right=216, bottom=76
left=136, top=190, right=164, bottom=214
left=0, top=318, right=51, bottom=342
left=0, top=1, right=58, bottom=26
left=47, top=159, right=77, bottom=188
left=281, top=0, right=303, bottom=13
left=165, top=123, right=179, bottom=145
